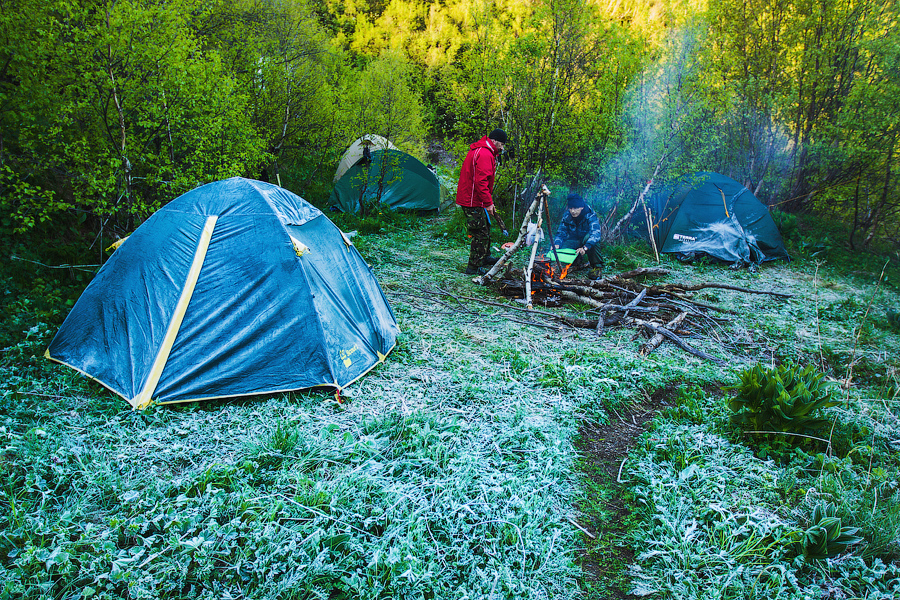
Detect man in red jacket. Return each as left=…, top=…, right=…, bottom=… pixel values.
left=456, top=128, right=506, bottom=274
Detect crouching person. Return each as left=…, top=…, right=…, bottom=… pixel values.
left=553, top=193, right=603, bottom=277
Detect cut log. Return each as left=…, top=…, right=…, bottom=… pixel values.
left=634, top=317, right=725, bottom=364
left=639, top=311, right=688, bottom=356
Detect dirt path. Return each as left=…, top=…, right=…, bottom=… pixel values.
left=574, top=385, right=674, bottom=599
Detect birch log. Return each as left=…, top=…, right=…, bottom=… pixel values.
left=473, top=187, right=549, bottom=285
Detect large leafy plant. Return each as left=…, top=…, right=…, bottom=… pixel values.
left=802, top=503, right=863, bottom=560
left=726, top=363, right=839, bottom=442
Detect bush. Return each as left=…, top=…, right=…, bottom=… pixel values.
left=725, top=363, right=839, bottom=453
left=801, top=502, right=863, bottom=560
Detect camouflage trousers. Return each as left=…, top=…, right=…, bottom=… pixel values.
left=461, top=206, right=491, bottom=269
left=559, top=234, right=604, bottom=269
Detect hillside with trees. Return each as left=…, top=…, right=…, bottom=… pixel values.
left=4, top=0, right=899, bottom=255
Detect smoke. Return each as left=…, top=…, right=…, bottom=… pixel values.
left=579, top=25, right=794, bottom=225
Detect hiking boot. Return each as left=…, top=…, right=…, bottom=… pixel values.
left=481, top=255, right=501, bottom=266
left=464, top=265, right=488, bottom=275
left=587, top=268, right=603, bottom=280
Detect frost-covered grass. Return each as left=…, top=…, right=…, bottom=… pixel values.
left=1, top=215, right=898, bottom=599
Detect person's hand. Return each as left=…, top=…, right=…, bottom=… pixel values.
left=486, top=205, right=496, bottom=217
left=577, top=246, right=587, bottom=255
left=554, top=244, right=560, bottom=249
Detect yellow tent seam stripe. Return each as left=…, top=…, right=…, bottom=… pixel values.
left=131, top=215, right=217, bottom=410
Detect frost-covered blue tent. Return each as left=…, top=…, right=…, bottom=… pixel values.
left=645, top=172, right=790, bottom=265
left=47, top=177, right=399, bottom=409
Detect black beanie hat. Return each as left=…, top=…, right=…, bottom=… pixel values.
left=488, top=128, right=508, bottom=144
left=566, top=193, right=586, bottom=209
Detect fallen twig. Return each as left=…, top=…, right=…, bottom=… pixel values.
left=670, top=282, right=793, bottom=298
left=640, top=311, right=689, bottom=356
left=633, top=318, right=725, bottom=365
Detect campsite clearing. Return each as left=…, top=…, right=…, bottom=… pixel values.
left=1, top=215, right=898, bottom=599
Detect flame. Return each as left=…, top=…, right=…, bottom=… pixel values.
left=552, top=261, right=570, bottom=280
left=535, top=256, right=569, bottom=281
left=532, top=257, right=569, bottom=283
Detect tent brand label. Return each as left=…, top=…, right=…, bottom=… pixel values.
left=673, top=233, right=697, bottom=242
left=340, top=344, right=359, bottom=367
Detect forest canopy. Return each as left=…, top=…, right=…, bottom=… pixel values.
left=1, top=0, right=899, bottom=260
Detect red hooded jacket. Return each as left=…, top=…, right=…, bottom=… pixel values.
left=455, top=136, right=501, bottom=209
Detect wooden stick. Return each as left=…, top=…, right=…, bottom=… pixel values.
left=640, top=311, right=689, bottom=356
left=624, top=287, right=648, bottom=309
left=633, top=318, right=725, bottom=364
left=607, top=158, right=664, bottom=241
left=474, top=187, right=548, bottom=285
left=558, top=290, right=609, bottom=309
left=568, top=517, right=596, bottom=539
left=524, top=195, right=545, bottom=310
left=663, top=291, right=737, bottom=314
left=644, top=199, right=659, bottom=263
left=609, top=267, right=670, bottom=280
left=668, top=282, right=793, bottom=298
left=544, top=198, right=564, bottom=275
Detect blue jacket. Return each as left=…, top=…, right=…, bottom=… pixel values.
left=553, top=205, right=602, bottom=249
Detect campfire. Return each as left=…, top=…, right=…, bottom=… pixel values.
left=464, top=186, right=793, bottom=363
left=495, top=256, right=572, bottom=307
left=535, top=256, right=571, bottom=281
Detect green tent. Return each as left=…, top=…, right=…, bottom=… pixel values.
left=333, top=134, right=397, bottom=183
left=329, top=147, right=441, bottom=214
left=645, top=172, right=790, bottom=265
left=47, top=177, right=399, bottom=409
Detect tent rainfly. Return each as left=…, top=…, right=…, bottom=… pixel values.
left=46, top=177, right=399, bottom=409
left=333, top=134, right=398, bottom=183
left=645, top=172, right=790, bottom=265
left=330, top=135, right=442, bottom=214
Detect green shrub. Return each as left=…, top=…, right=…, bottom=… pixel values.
left=802, top=502, right=863, bottom=560
left=887, top=308, right=900, bottom=332
left=725, top=363, right=839, bottom=447
left=771, top=209, right=799, bottom=244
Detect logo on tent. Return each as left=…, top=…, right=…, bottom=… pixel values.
left=341, top=344, right=360, bottom=367
left=673, top=233, right=697, bottom=242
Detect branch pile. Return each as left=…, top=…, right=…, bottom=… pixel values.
left=481, top=266, right=791, bottom=364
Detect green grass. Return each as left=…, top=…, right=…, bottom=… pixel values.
left=1, top=213, right=898, bottom=599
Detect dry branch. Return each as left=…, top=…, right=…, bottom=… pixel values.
left=667, top=282, right=793, bottom=298
left=640, top=311, right=688, bottom=356
left=633, top=317, right=725, bottom=365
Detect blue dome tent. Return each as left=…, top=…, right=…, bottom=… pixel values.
left=47, top=177, right=399, bottom=409
left=645, top=172, right=790, bottom=265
